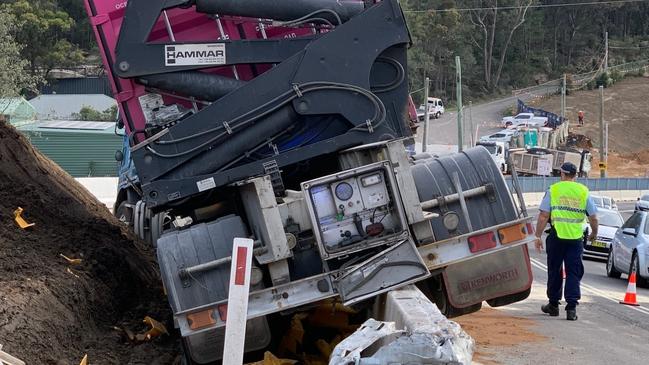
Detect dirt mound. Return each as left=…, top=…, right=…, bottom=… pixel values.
left=621, top=149, right=649, bottom=164
left=565, top=133, right=593, bottom=150
left=535, top=76, right=649, bottom=155
left=0, top=121, right=177, bottom=364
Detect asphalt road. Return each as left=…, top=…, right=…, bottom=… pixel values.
left=418, top=83, right=560, bottom=147
left=489, top=202, right=649, bottom=365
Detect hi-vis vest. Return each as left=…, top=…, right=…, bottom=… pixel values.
left=550, top=181, right=589, bottom=240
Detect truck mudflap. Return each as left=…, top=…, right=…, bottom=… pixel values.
left=335, top=237, right=430, bottom=305
left=442, top=245, right=533, bottom=308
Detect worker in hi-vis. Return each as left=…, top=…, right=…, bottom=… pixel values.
left=534, top=162, right=598, bottom=321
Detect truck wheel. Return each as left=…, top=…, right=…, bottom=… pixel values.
left=505, top=122, right=512, bottom=127
left=486, top=287, right=531, bottom=307
left=417, top=276, right=482, bottom=318
left=114, top=200, right=133, bottom=227
left=435, top=112, right=441, bottom=119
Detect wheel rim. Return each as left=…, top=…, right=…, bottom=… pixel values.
left=607, top=252, right=614, bottom=273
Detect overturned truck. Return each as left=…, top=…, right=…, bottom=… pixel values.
left=84, top=0, right=534, bottom=362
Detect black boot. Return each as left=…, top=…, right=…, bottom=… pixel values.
left=566, top=308, right=578, bottom=321
left=541, top=303, right=559, bottom=316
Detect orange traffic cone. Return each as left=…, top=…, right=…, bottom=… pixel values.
left=619, top=271, right=641, bottom=306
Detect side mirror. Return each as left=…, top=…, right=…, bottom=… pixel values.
left=115, top=150, right=124, bottom=162
left=622, top=228, right=637, bottom=237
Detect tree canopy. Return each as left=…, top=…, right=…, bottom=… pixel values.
left=0, top=11, right=40, bottom=97
left=404, top=0, right=649, bottom=103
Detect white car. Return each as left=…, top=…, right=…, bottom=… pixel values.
left=591, top=194, right=617, bottom=211
left=502, top=113, right=548, bottom=128
left=636, top=194, right=649, bottom=211
left=582, top=208, right=624, bottom=260
left=479, top=129, right=519, bottom=143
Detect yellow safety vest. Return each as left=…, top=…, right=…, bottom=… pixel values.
left=550, top=181, right=589, bottom=240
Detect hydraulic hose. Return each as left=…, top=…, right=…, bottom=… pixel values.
left=137, top=72, right=246, bottom=101
left=194, top=0, right=365, bottom=23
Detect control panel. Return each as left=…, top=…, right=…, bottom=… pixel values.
left=302, top=162, right=406, bottom=259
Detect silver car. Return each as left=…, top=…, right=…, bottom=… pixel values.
left=607, top=210, right=649, bottom=287
left=583, top=208, right=624, bottom=260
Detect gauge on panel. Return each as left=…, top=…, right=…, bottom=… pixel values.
left=334, top=182, right=354, bottom=201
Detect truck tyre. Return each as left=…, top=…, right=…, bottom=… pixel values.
left=417, top=276, right=482, bottom=318
left=114, top=200, right=133, bottom=227
left=486, top=287, right=531, bottom=307
left=435, top=112, right=441, bottom=119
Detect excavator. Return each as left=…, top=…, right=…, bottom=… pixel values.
left=84, top=0, right=535, bottom=363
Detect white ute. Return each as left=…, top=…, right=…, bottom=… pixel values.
left=502, top=113, right=548, bottom=128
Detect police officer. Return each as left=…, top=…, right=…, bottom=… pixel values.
left=534, top=162, right=598, bottom=320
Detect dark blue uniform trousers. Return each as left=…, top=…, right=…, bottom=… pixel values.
left=546, top=232, right=584, bottom=310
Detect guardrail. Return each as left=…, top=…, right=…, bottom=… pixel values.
left=505, top=177, right=649, bottom=193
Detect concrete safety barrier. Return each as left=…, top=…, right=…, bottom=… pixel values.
left=516, top=190, right=649, bottom=207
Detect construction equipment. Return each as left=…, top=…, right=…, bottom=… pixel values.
left=84, top=0, right=534, bottom=362
left=13, top=207, right=34, bottom=229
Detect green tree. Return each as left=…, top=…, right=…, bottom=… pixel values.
left=0, top=11, right=40, bottom=97
left=73, top=105, right=118, bottom=122
left=1, top=0, right=84, bottom=77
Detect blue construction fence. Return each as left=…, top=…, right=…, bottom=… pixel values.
left=517, top=99, right=566, bottom=128
left=505, top=177, right=649, bottom=193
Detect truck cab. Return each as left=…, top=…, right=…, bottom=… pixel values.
left=476, top=141, right=509, bottom=173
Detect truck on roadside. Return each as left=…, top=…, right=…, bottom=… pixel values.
left=417, top=97, right=445, bottom=121
left=510, top=148, right=591, bottom=177
left=86, top=0, right=535, bottom=362
left=476, top=141, right=509, bottom=173
left=502, top=112, right=548, bottom=128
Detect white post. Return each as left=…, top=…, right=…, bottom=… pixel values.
left=222, top=238, right=254, bottom=365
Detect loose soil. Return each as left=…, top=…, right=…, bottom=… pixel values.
left=0, top=121, right=178, bottom=364
left=533, top=76, right=649, bottom=176
left=454, top=307, right=546, bottom=365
